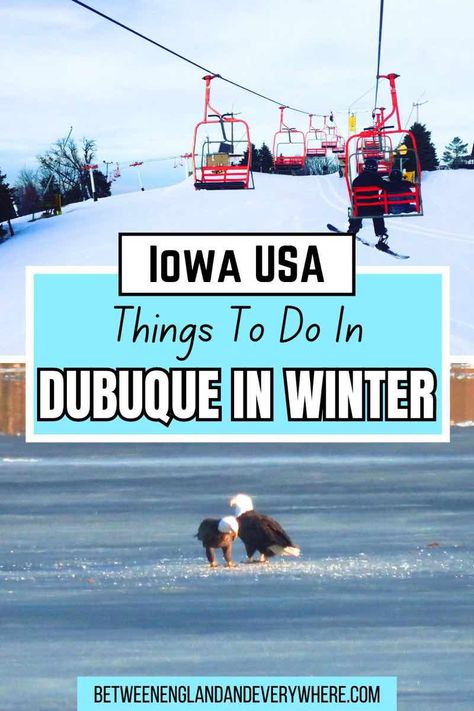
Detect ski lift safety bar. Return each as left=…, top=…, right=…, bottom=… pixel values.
left=118, top=232, right=356, bottom=297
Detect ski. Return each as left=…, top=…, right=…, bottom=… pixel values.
left=326, top=223, right=347, bottom=233
left=374, top=242, right=410, bottom=260
left=326, top=224, right=372, bottom=246
left=326, top=224, right=409, bottom=259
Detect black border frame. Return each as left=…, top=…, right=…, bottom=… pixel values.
left=118, top=231, right=356, bottom=297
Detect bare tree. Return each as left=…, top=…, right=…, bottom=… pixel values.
left=16, top=167, right=41, bottom=190
left=37, top=136, right=97, bottom=201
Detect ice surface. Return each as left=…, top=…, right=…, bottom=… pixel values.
left=0, top=431, right=473, bottom=710
left=0, top=170, right=473, bottom=354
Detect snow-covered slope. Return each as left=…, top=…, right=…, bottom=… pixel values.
left=1, top=170, right=473, bottom=355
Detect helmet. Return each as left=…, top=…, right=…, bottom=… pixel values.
left=364, top=157, right=378, bottom=172
left=389, top=168, right=402, bottom=181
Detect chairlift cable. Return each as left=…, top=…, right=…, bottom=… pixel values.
left=403, top=105, right=415, bottom=133
left=70, top=0, right=326, bottom=117
left=348, top=86, right=375, bottom=113
left=373, top=0, right=385, bottom=110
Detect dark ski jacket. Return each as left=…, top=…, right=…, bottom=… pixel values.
left=386, top=178, right=416, bottom=214
left=351, top=170, right=387, bottom=216
left=386, top=177, right=414, bottom=194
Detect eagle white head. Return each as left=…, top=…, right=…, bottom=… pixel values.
left=218, top=515, right=239, bottom=536
left=229, top=493, right=254, bottom=517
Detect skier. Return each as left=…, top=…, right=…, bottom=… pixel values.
left=348, top=157, right=389, bottom=250
left=386, top=168, right=416, bottom=214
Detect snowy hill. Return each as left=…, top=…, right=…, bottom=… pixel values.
left=1, top=170, right=473, bottom=355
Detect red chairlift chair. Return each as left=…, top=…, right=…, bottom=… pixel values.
left=322, top=124, right=338, bottom=149
left=345, top=73, right=423, bottom=219
left=332, top=132, right=347, bottom=177
left=192, top=75, right=252, bottom=190
left=332, top=133, right=346, bottom=155
left=305, top=114, right=328, bottom=157
left=272, top=106, right=306, bottom=174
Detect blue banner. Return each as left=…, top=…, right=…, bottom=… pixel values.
left=29, top=270, right=447, bottom=440
left=77, top=676, right=397, bottom=710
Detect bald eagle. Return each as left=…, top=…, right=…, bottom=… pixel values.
left=230, top=494, right=300, bottom=563
left=195, top=516, right=239, bottom=568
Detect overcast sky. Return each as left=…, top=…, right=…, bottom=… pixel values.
left=1, top=0, right=473, bottom=182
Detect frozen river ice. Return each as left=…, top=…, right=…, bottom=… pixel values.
left=0, top=431, right=473, bottom=710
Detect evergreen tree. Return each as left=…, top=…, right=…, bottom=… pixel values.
left=92, top=169, right=112, bottom=198
left=402, top=122, right=439, bottom=171
left=63, top=181, right=85, bottom=205
left=442, top=137, right=469, bottom=169
left=240, top=143, right=259, bottom=170
left=259, top=142, right=274, bottom=173
left=0, top=169, right=17, bottom=236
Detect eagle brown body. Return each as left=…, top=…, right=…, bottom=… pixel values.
left=237, top=510, right=299, bottom=560
left=230, top=494, right=300, bottom=563
left=196, top=518, right=237, bottom=567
